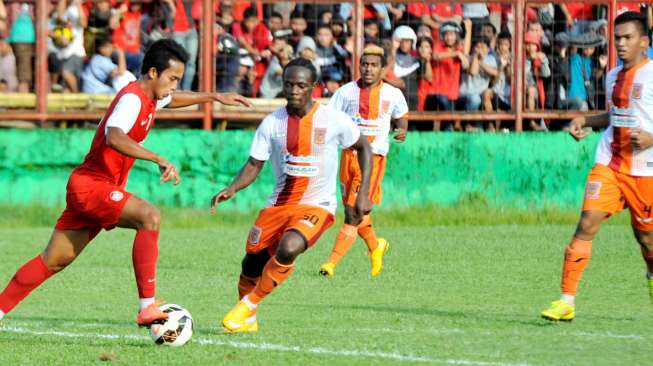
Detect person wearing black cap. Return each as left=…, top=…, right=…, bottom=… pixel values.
left=568, top=31, right=608, bottom=111
left=545, top=32, right=573, bottom=112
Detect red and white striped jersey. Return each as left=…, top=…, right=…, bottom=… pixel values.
left=249, top=102, right=360, bottom=214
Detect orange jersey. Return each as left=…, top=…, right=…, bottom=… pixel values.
left=249, top=103, right=360, bottom=214
left=597, top=58, right=653, bottom=176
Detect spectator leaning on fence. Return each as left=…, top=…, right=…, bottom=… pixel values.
left=568, top=31, right=608, bottom=111
left=81, top=36, right=135, bottom=94
left=7, top=3, right=34, bottom=93
left=112, top=0, right=145, bottom=75
left=482, top=30, right=512, bottom=132
left=545, top=32, right=573, bottom=111
left=392, top=25, right=419, bottom=110
left=524, top=30, right=550, bottom=130
left=459, top=35, right=497, bottom=131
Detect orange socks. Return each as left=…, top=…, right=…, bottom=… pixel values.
left=326, top=224, right=357, bottom=264
left=358, top=215, right=378, bottom=252
left=237, top=274, right=259, bottom=300
left=561, top=238, right=592, bottom=296
left=248, top=258, right=295, bottom=305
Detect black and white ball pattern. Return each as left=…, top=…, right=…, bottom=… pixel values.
left=149, top=304, right=193, bottom=347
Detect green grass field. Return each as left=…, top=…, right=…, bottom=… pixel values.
left=0, top=217, right=651, bottom=365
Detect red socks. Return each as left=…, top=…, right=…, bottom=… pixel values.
left=0, top=255, right=54, bottom=314
left=132, top=229, right=159, bottom=299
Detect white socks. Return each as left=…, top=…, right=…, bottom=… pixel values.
left=242, top=295, right=257, bottom=310
left=561, top=294, right=575, bottom=305
left=139, top=297, right=155, bottom=310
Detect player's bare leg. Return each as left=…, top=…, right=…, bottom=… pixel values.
left=118, top=195, right=168, bottom=326
left=0, top=229, right=92, bottom=321
left=542, top=210, right=609, bottom=321
left=632, top=228, right=653, bottom=304
left=223, top=231, right=305, bottom=332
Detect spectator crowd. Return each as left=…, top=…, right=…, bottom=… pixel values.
left=0, top=1, right=652, bottom=131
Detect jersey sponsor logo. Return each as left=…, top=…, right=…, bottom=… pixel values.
left=632, top=83, right=643, bottom=99
left=109, top=190, right=124, bottom=202
left=314, top=128, right=327, bottom=145
left=284, top=163, right=320, bottom=177
left=585, top=181, right=602, bottom=200
left=248, top=226, right=262, bottom=244
left=610, top=107, right=639, bottom=128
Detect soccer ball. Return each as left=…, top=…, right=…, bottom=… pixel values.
left=149, top=304, right=193, bottom=347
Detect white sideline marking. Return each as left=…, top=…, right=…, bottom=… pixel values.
left=565, top=331, right=644, bottom=340
left=1, top=326, right=534, bottom=366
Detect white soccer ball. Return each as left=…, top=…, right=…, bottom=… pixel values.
left=149, top=304, right=193, bottom=347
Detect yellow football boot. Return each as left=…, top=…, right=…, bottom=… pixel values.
left=319, top=262, right=336, bottom=278
left=541, top=300, right=575, bottom=321
left=370, top=238, right=390, bottom=277
left=222, top=301, right=259, bottom=333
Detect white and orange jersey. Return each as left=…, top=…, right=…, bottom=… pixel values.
left=596, top=58, right=653, bottom=176
left=328, top=80, right=408, bottom=156
left=249, top=103, right=361, bottom=214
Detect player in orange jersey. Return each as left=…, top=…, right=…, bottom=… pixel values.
left=211, top=58, right=373, bottom=332
left=319, top=45, right=409, bottom=278
left=541, top=12, right=653, bottom=321
left=0, top=39, right=252, bottom=326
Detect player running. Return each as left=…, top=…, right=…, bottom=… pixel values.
left=319, top=45, right=408, bottom=278
left=211, top=58, right=373, bottom=333
left=541, top=11, right=653, bottom=321
left=0, top=39, right=251, bottom=327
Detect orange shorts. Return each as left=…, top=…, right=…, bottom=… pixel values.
left=340, top=149, right=386, bottom=207
left=245, top=205, right=335, bottom=255
left=583, top=164, right=653, bottom=231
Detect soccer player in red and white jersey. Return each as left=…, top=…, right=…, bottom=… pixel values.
left=211, top=58, right=373, bottom=332
left=0, top=39, right=251, bottom=326
left=541, top=12, right=653, bottom=321
left=319, top=45, right=408, bottom=279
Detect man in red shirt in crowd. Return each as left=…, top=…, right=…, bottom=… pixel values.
left=113, top=0, right=144, bottom=75
left=0, top=39, right=252, bottom=327
left=232, top=6, right=271, bottom=96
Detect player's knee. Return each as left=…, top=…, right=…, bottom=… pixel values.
left=576, top=214, right=602, bottom=238
left=44, top=252, right=77, bottom=273
left=276, top=233, right=306, bottom=264
left=139, top=205, right=161, bottom=230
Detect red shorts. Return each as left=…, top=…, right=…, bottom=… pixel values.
left=340, top=149, right=387, bottom=207
left=245, top=205, right=335, bottom=255
left=583, top=164, right=653, bottom=231
left=55, top=173, right=132, bottom=232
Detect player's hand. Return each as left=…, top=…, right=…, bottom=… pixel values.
left=630, top=128, right=653, bottom=150
left=210, top=188, right=235, bottom=214
left=354, top=193, right=373, bottom=219
left=393, top=127, right=407, bottom=142
left=568, top=117, right=589, bottom=141
left=214, top=93, right=253, bottom=108
left=157, top=158, right=181, bottom=185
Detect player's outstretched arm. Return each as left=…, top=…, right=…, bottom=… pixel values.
left=106, top=127, right=180, bottom=185
left=569, top=112, right=609, bottom=141
left=352, top=136, right=373, bottom=219
left=165, top=91, right=253, bottom=108
left=210, top=157, right=264, bottom=213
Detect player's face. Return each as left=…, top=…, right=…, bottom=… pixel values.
left=614, top=21, right=649, bottom=63
left=283, top=66, right=315, bottom=109
left=153, top=59, right=184, bottom=99
left=360, top=55, right=383, bottom=86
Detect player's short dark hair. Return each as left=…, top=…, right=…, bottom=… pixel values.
left=141, top=39, right=189, bottom=75
left=360, top=52, right=387, bottom=67
left=615, top=11, right=648, bottom=37
left=283, top=57, right=317, bottom=83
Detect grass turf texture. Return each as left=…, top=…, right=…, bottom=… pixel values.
left=0, top=218, right=651, bottom=365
